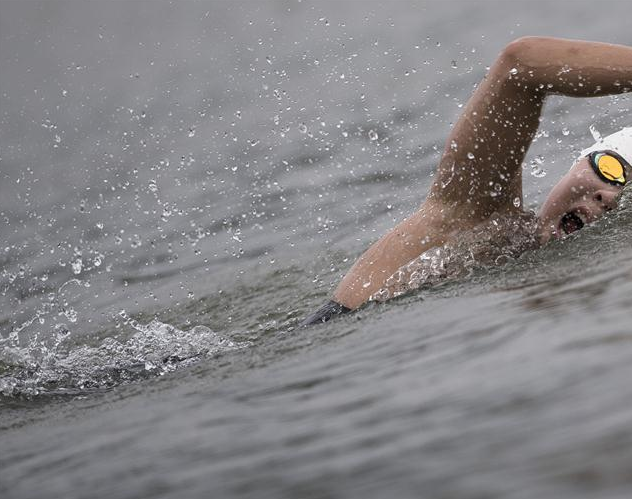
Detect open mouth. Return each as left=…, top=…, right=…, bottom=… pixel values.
left=560, top=211, right=585, bottom=235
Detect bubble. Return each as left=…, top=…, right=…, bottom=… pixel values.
left=298, top=123, right=308, bottom=134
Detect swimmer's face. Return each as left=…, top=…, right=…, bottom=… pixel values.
left=538, top=156, right=623, bottom=244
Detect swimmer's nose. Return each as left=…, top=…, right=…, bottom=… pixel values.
left=593, top=189, right=619, bottom=212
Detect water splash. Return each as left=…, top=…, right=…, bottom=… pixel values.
left=370, top=212, right=539, bottom=302
left=0, top=311, right=247, bottom=398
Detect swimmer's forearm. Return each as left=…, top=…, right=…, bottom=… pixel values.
left=508, top=36, right=632, bottom=96
left=333, top=201, right=448, bottom=309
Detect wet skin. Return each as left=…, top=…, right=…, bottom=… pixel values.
left=538, top=156, right=623, bottom=244
left=331, top=37, right=632, bottom=311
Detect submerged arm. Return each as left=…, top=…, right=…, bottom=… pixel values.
left=333, top=37, right=632, bottom=311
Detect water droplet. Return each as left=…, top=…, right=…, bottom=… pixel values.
left=451, top=60, right=457, bottom=69
left=130, top=234, right=142, bottom=248
left=298, top=123, right=308, bottom=134
left=530, top=156, right=547, bottom=177
left=589, top=123, right=602, bottom=142
left=513, top=197, right=521, bottom=208
left=509, top=67, right=519, bottom=75
left=62, top=89, right=68, bottom=97
left=187, top=292, right=195, bottom=298
left=148, top=179, right=158, bottom=192
left=562, top=127, right=570, bottom=136
left=188, top=127, right=196, bottom=138
left=71, top=258, right=83, bottom=274
left=368, top=130, right=378, bottom=141
left=467, top=152, right=475, bottom=159
left=64, top=308, right=78, bottom=323
left=249, top=139, right=259, bottom=147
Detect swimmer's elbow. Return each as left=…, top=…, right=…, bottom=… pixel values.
left=493, top=36, right=562, bottom=88
left=501, top=36, right=573, bottom=71
left=499, top=37, right=540, bottom=69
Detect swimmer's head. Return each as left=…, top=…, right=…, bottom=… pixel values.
left=538, top=127, right=632, bottom=244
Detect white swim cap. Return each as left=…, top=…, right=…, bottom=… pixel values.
left=580, top=127, right=632, bottom=165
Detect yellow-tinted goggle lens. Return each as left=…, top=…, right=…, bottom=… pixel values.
left=596, top=153, right=626, bottom=184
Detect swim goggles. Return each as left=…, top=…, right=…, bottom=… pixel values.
left=588, top=150, right=629, bottom=186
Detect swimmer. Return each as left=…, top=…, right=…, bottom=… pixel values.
left=302, top=37, right=632, bottom=326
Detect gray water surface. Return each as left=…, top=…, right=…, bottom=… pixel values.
left=3, top=2, right=632, bottom=498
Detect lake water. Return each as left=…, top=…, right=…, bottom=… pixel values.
left=3, top=2, right=632, bottom=498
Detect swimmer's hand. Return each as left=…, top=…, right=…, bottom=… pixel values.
left=300, top=300, right=351, bottom=326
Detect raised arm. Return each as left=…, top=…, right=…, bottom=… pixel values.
left=331, top=37, right=632, bottom=312
left=432, top=36, right=632, bottom=219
